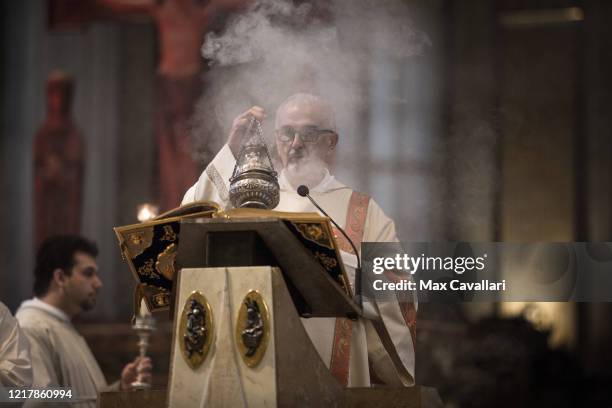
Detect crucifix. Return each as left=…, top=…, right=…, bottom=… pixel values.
left=49, top=0, right=251, bottom=210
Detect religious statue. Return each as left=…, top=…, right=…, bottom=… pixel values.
left=184, top=298, right=207, bottom=359
left=241, top=298, right=264, bottom=357
left=34, top=71, right=84, bottom=247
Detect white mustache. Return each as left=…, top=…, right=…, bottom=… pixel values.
left=288, top=149, right=305, bottom=158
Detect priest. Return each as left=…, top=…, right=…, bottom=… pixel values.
left=182, top=93, right=416, bottom=387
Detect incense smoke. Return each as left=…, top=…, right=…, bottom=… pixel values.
left=190, top=0, right=431, bottom=163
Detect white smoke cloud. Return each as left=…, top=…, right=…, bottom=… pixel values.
left=190, top=0, right=431, bottom=164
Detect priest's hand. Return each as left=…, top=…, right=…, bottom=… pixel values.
left=119, top=356, right=153, bottom=390
left=228, top=106, right=266, bottom=158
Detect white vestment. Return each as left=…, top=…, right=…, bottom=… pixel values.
left=16, top=298, right=110, bottom=408
left=182, top=144, right=416, bottom=387
left=0, top=301, right=32, bottom=388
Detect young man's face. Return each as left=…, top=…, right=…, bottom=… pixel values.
left=63, top=251, right=102, bottom=313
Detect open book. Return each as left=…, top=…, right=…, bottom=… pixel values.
left=114, top=201, right=350, bottom=313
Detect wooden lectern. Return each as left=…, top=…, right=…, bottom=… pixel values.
left=103, top=211, right=420, bottom=408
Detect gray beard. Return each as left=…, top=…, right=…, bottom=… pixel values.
left=284, top=160, right=327, bottom=189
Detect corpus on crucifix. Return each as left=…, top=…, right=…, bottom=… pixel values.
left=97, top=0, right=250, bottom=210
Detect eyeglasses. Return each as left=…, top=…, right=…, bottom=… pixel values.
left=276, top=126, right=335, bottom=143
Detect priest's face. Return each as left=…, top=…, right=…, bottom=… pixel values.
left=275, top=102, right=338, bottom=188
left=64, top=252, right=103, bottom=313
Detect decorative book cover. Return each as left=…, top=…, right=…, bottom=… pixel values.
left=114, top=201, right=219, bottom=312
left=114, top=202, right=350, bottom=312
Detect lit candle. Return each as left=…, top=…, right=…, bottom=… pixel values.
left=137, top=203, right=159, bottom=222
left=140, top=298, right=151, bottom=317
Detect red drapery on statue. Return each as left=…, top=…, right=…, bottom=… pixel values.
left=34, top=71, right=84, bottom=246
